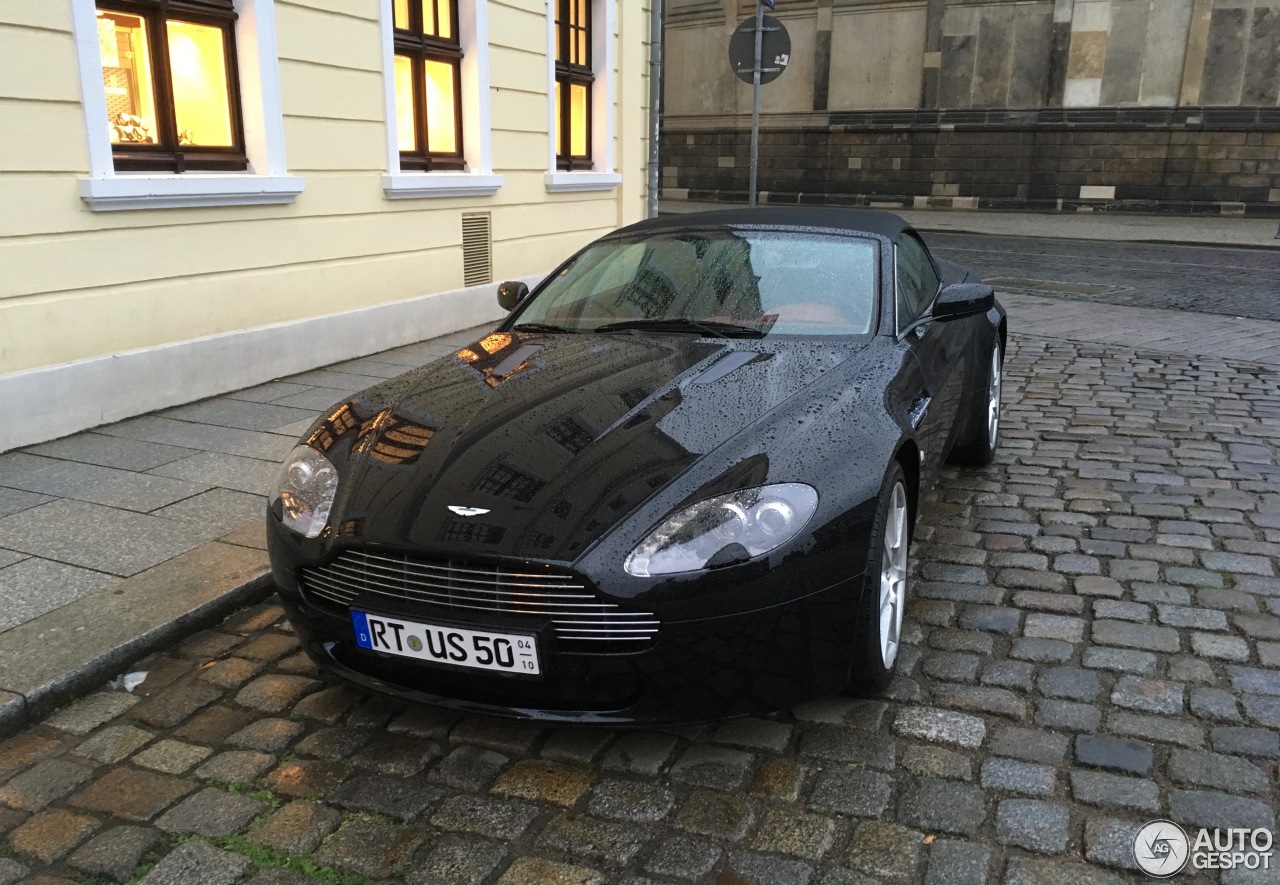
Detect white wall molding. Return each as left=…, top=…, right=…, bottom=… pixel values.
left=379, top=0, right=501, bottom=199
left=71, top=0, right=115, bottom=179
left=0, top=278, right=539, bottom=453
left=544, top=171, right=622, bottom=193
left=382, top=172, right=503, bottom=199
left=71, top=0, right=303, bottom=211
left=79, top=173, right=305, bottom=211
left=545, top=0, right=617, bottom=190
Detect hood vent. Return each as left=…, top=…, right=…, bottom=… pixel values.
left=693, top=350, right=763, bottom=385
left=462, top=212, right=493, bottom=287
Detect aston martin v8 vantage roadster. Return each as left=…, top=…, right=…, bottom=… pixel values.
left=266, top=208, right=1006, bottom=724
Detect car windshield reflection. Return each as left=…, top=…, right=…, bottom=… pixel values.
left=511, top=230, right=878, bottom=338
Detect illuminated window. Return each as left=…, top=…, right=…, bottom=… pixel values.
left=394, top=0, right=464, bottom=171
left=95, top=1, right=245, bottom=172
left=554, top=0, right=593, bottom=170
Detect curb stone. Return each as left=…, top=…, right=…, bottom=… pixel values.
left=0, top=528, right=273, bottom=738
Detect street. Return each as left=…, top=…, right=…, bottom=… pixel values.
left=0, top=235, right=1277, bottom=884
left=927, top=233, right=1280, bottom=323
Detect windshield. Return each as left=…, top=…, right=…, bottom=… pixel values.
left=511, top=230, right=878, bottom=337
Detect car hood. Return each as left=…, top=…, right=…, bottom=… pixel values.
left=325, top=331, right=865, bottom=563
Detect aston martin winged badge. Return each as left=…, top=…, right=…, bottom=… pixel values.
left=447, top=506, right=491, bottom=517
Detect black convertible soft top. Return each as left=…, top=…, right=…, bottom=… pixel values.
left=613, top=207, right=912, bottom=241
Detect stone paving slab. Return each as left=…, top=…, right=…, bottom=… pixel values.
left=0, top=560, right=117, bottom=633
left=0, top=453, right=210, bottom=513
left=154, top=489, right=268, bottom=537
left=0, top=488, right=51, bottom=520
left=262, top=389, right=355, bottom=412
left=157, top=400, right=319, bottom=435
left=0, top=330, right=1274, bottom=884
left=222, top=380, right=317, bottom=405
left=372, top=341, right=462, bottom=366
left=25, top=433, right=195, bottom=473
left=0, top=500, right=218, bottom=578
left=93, top=417, right=299, bottom=463
left=275, top=369, right=380, bottom=393
left=325, top=357, right=412, bottom=379
left=146, top=453, right=282, bottom=497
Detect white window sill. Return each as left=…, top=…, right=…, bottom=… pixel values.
left=382, top=173, right=504, bottom=200
left=545, top=171, right=622, bottom=193
left=78, top=174, right=306, bottom=212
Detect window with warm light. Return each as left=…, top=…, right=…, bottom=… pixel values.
left=394, top=0, right=464, bottom=171
left=554, top=0, right=592, bottom=170
left=95, top=0, right=245, bottom=172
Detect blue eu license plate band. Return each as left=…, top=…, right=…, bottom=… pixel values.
left=351, top=610, right=373, bottom=649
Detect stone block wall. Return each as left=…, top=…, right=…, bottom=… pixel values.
left=662, top=0, right=1280, bottom=214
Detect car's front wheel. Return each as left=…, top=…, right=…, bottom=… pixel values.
left=845, top=460, right=910, bottom=696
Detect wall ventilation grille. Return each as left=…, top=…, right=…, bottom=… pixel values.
left=461, top=212, right=493, bottom=288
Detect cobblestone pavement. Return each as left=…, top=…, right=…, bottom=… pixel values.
left=927, top=233, right=1280, bottom=323
left=1, top=333, right=1278, bottom=885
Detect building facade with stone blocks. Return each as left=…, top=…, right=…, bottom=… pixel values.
left=0, top=0, right=653, bottom=452
left=661, top=0, right=1280, bottom=216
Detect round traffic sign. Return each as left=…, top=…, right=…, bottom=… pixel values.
left=727, top=15, right=791, bottom=85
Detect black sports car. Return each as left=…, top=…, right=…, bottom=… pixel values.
left=266, top=208, right=1006, bottom=724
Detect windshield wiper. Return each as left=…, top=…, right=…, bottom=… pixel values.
left=513, top=322, right=578, bottom=334
left=594, top=318, right=765, bottom=339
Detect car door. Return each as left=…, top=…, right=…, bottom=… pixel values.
left=894, top=233, right=966, bottom=472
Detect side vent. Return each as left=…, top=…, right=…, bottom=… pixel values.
left=462, top=212, right=493, bottom=288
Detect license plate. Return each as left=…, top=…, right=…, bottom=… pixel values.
left=351, top=611, right=541, bottom=675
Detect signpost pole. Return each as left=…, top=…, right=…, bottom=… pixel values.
left=749, top=1, right=764, bottom=208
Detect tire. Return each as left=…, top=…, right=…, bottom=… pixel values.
left=845, top=460, right=911, bottom=697
left=949, top=335, right=1003, bottom=466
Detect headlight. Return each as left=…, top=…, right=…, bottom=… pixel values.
left=624, top=483, right=818, bottom=577
left=272, top=445, right=339, bottom=539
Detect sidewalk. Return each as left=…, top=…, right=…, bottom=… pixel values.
left=0, top=325, right=492, bottom=733
left=660, top=197, right=1280, bottom=250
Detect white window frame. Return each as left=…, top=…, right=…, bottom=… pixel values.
left=71, top=0, right=304, bottom=211
left=545, top=0, right=621, bottom=193
left=379, top=0, right=502, bottom=199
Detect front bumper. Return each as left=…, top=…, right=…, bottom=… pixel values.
left=268, top=517, right=865, bottom=725
left=277, top=576, right=860, bottom=725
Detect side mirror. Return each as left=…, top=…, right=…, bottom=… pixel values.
left=497, top=281, right=529, bottom=312
left=933, top=283, right=995, bottom=320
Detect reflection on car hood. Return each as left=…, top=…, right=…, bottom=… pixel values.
left=328, top=331, right=864, bottom=563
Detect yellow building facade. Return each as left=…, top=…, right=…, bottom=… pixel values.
left=0, top=0, right=653, bottom=452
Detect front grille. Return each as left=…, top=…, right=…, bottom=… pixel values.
left=301, top=550, right=659, bottom=647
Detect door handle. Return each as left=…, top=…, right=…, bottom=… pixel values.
left=909, top=391, right=932, bottom=428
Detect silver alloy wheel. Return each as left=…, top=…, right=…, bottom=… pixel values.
left=879, top=481, right=909, bottom=668
left=987, top=341, right=1002, bottom=448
